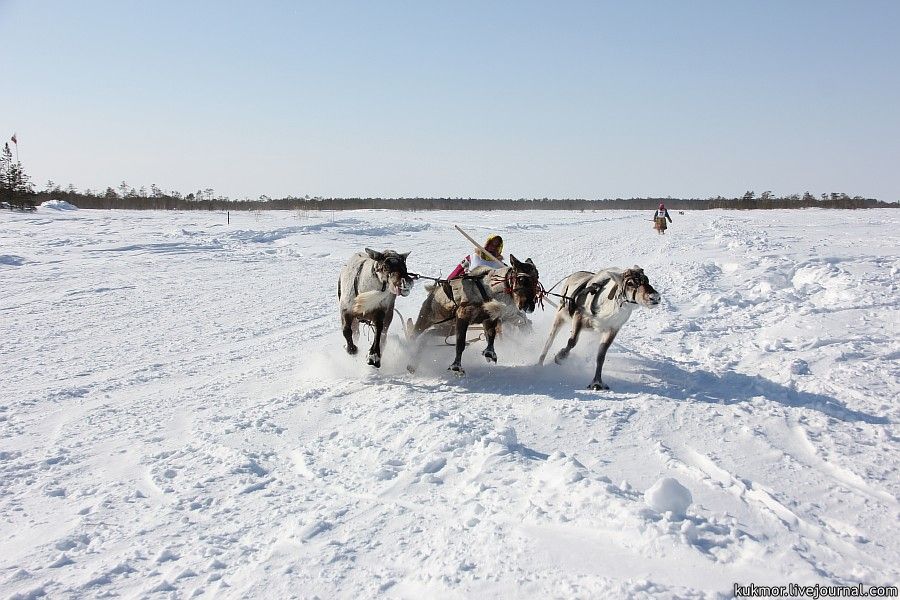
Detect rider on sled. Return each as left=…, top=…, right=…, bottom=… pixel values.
left=447, top=233, right=532, bottom=334
left=406, top=232, right=533, bottom=343
left=448, top=234, right=504, bottom=279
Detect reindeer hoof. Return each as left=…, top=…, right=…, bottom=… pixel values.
left=554, top=351, right=569, bottom=365
left=482, top=349, right=497, bottom=363
left=346, top=344, right=358, bottom=355
left=587, top=381, right=609, bottom=391
left=448, top=364, right=465, bottom=377
left=406, top=364, right=417, bottom=374
left=367, top=353, right=381, bottom=368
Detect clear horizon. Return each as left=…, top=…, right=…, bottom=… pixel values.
left=2, top=0, right=899, bottom=202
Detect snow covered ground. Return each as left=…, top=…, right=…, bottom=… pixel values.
left=1, top=206, right=898, bottom=599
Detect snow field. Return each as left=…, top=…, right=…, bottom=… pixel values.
left=1, top=207, right=898, bottom=598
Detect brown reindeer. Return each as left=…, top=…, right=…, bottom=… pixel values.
left=338, top=249, right=414, bottom=368
left=539, top=267, right=660, bottom=390
left=407, top=256, right=540, bottom=375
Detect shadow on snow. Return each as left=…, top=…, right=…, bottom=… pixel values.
left=330, top=329, right=889, bottom=425
left=415, top=347, right=889, bottom=425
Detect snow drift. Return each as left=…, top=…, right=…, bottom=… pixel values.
left=0, top=207, right=897, bottom=598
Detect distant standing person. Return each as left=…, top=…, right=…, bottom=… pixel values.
left=653, top=203, right=673, bottom=234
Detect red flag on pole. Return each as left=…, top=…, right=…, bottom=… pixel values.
left=10, top=133, right=16, bottom=144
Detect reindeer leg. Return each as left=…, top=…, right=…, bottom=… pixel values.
left=588, top=329, right=619, bottom=390
left=554, top=314, right=584, bottom=364
left=538, top=309, right=566, bottom=365
left=450, top=317, right=470, bottom=375
left=405, top=332, right=426, bottom=374
left=482, top=319, right=499, bottom=363
left=406, top=292, right=439, bottom=373
left=367, top=310, right=385, bottom=368
left=341, top=310, right=358, bottom=355
left=405, top=329, right=428, bottom=374
left=380, top=307, right=394, bottom=353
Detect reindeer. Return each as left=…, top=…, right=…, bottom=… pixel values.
left=407, top=256, right=540, bottom=375
left=338, top=249, right=414, bottom=368
left=539, top=267, right=660, bottom=390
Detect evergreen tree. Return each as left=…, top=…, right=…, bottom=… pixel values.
left=0, top=143, right=34, bottom=210
left=0, top=143, right=11, bottom=207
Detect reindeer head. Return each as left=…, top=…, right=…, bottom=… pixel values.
left=366, top=248, right=414, bottom=296
left=620, top=266, right=660, bottom=308
left=508, top=255, right=540, bottom=313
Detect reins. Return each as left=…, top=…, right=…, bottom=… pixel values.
left=409, top=268, right=641, bottom=311
left=407, top=271, right=444, bottom=283
left=409, top=266, right=546, bottom=311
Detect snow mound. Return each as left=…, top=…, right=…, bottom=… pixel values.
left=645, top=477, right=693, bottom=518
left=40, top=199, right=78, bottom=210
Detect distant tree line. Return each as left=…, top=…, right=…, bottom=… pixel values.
left=28, top=186, right=894, bottom=211
left=5, top=157, right=896, bottom=212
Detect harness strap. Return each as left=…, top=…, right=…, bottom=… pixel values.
left=474, top=279, right=490, bottom=301
left=459, top=272, right=492, bottom=302
left=545, top=275, right=568, bottom=294
left=408, top=271, right=445, bottom=283
left=587, top=278, right=611, bottom=315
left=566, top=280, right=587, bottom=315
left=378, top=264, right=386, bottom=292
left=432, top=314, right=457, bottom=327
left=569, top=278, right=610, bottom=316
left=352, top=262, right=365, bottom=296
left=354, top=260, right=387, bottom=295
left=486, top=267, right=510, bottom=290
left=504, top=269, right=515, bottom=295
left=619, top=274, right=643, bottom=305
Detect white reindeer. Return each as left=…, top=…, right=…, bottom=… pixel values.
left=539, top=267, right=660, bottom=390
left=338, top=249, right=413, bottom=368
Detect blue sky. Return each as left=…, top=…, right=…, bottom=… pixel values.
left=2, top=1, right=898, bottom=200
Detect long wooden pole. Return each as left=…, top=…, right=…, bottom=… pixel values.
left=454, top=225, right=558, bottom=309
left=453, top=225, right=505, bottom=265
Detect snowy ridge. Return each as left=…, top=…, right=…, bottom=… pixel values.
left=1, top=207, right=898, bottom=598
